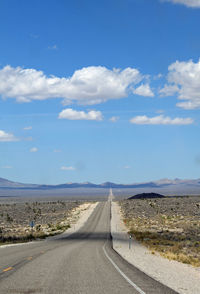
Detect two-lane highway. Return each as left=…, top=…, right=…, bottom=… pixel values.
left=0, top=200, right=178, bottom=294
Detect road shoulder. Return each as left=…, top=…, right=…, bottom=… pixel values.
left=111, top=200, right=200, bottom=294
left=50, top=201, right=99, bottom=240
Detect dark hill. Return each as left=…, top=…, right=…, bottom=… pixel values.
left=128, top=192, right=165, bottom=199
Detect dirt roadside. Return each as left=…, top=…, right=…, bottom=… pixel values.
left=111, top=200, right=200, bottom=294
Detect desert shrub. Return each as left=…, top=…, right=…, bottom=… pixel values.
left=6, top=213, right=13, bottom=222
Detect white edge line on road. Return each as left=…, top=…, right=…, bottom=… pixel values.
left=103, top=243, right=146, bottom=294
left=0, top=241, right=38, bottom=249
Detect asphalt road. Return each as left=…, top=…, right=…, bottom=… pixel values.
left=0, top=200, right=178, bottom=294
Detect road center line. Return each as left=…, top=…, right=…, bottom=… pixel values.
left=3, top=267, right=13, bottom=272
left=103, top=243, right=146, bottom=294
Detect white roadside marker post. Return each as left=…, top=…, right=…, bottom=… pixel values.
left=129, top=234, right=132, bottom=250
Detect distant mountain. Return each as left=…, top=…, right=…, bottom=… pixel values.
left=39, top=182, right=98, bottom=189
left=0, top=177, right=38, bottom=189
left=0, top=177, right=200, bottom=191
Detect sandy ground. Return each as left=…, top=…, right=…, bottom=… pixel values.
left=111, top=201, right=200, bottom=294
left=0, top=201, right=98, bottom=247
left=67, top=202, right=99, bottom=233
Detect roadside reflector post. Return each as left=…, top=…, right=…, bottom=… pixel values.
left=30, top=220, right=35, bottom=235
left=129, top=235, right=132, bottom=250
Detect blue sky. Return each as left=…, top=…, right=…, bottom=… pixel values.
left=0, top=0, right=200, bottom=184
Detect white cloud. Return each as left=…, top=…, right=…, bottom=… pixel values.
left=0, top=130, right=19, bottom=142
left=1, top=165, right=13, bottom=169
left=54, top=149, right=61, bottom=153
left=124, top=165, right=131, bottom=169
left=61, top=99, right=72, bottom=106
left=154, top=73, right=163, bottom=80
left=60, top=166, right=75, bottom=171
left=159, top=84, right=179, bottom=96
left=130, top=115, right=194, bottom=125
left=30, top=147, right=38, bottom=152
left=110, top=116, right=119, bottom=122
left=58, top=108, right=103, bottom=121
left=48, top=45, right=58, bottom=50
left=23, top=126, right=32, bottom=130
left=0, top=65, right=145, bottom=105
left=156, top=109, right=165, bottom=114
left=133, top=84, right=154, bottom=97
left=160, top=59, right=200, bottom=109
left=162, top=0, right=200, bottom=8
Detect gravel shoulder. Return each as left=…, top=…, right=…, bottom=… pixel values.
left=49, top=201, right=99, bottom=240
left=111, top=200, right=200, bottom=294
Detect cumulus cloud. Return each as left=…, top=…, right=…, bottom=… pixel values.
left=60, top=166, right=75, bottom=171
left=156, top=109, right=165, bottom=114
left=23, top=126, right=32, bottom=130
left=133, top=84, right=154, bottom=97
left=154, top=73, right=163, bottom=80
left=130, top=115, right=193, bottom=125
left=1, top=165, right=13, bottom=169
left=160, top=59, right=200, bottom=109
left=48, top=45, right=58, bottom=50
left=30, top=147, right=38, bottom=152
left=0, top=65, right=145, bottom=105
left=110, top=116, right=119, bottom=122
left=159, top=84, right=179, bottom=97
left=162, top=0, right=200, bottom=8
left=124, top=165, right=131, bottom=169
left=58, top=108, right=103, bottom=121
left=0, top=130, right=19, bottom=142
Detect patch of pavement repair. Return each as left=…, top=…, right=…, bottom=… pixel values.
left=111, top=201, right=200, bottom=294
left=0, top=202, right=99, bottom=248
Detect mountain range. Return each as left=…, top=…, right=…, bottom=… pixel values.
left=0, top=177, right=200, bottom=190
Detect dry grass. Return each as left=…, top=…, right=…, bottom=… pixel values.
left=120, top=197, right=200, bottom=267
left=128, top=228, right=200, bottom=267
left=0, top=222, right=71, bottom=245
left=0, top=200, right=90, bottom=245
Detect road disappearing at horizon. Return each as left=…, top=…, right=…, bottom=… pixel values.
left=0, top=196, right=177, bottom=294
